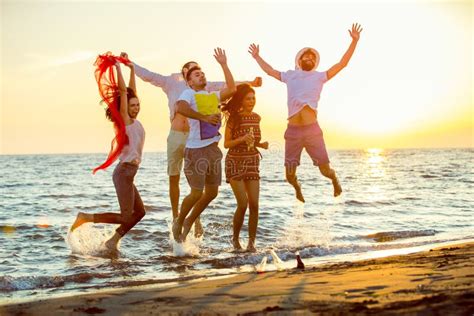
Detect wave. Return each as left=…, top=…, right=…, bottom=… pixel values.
left=0, top=272, right=110, bottom=292
left=420, top=174, right=438, bottom=179
left=363, top=230, right=437, bottom=242
left=37, top=193, right=88, bottom=199
left=188, top=237, right=459, bottom=270
left=345, top=200, right=396, bottom=207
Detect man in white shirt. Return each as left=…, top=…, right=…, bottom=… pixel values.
left=121, top=53, right=261, bottom=237
left=249, top=23, right=363, bottom=202
left=172, top=48, right=236, bottom=242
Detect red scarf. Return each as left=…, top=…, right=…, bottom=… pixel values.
left=92, top=52, right=131, bottom=174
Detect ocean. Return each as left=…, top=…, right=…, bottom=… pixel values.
left=1, top=148, right=473, bottom=302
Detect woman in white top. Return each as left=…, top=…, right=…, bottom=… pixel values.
left=71, top=60, right=146, bottom=251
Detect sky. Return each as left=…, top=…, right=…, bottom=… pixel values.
left=1, top=0, right=472, bottom=154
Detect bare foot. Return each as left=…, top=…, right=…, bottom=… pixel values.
left=332, top=177, right=342, bottom=197
left=181, top=219, right=193, bottom=242
left=293, top=181, right=305, bottom=203
left=194, top=218, right=204, bottom=238
left=104, top=234, right=120, bottom=251
left=232, top=237, right=243, bottom=251
left=246, top=244, right=257, bottom=253
left=70, top=212, right=88, bottom=231
left=246, top=239, right=257, bottom=253
left=104, top=239, right=118, bottom=251
left=172, top=221, right=182, bottom=242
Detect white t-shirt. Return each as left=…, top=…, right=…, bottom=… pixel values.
left=280, top=70, right=328, bottom=119
left=119, top=120, right=145, bottom=164
left=177, top=89, right=222, bottom=149
left=134, top=63, right=225, bottom=121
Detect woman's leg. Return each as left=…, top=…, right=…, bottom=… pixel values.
left=244, top=180, right=260, bottom=252
left=70, top=164, right=144, bottom=242
left=105, top=183, right=145, bottom=249
left=229, top=179, right=248, bottom=250
left=102, top=164, right=138, bottom=249
left=115, top=184, right=145, bottom=236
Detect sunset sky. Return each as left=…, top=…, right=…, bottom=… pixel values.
left=1, top=0, right=472, bottom=154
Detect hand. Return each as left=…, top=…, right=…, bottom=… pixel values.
left=204, top=113, right=221, bottom=125
left=349, top=23, right=363, bottom=41
left=120, top=52, right=133, bottom=68
left=259, top=141, right=269, bottom=150
left=248, top=44, right=260, bottom=59
left=240, top=133, right=254, bottom=144
left=250, top=77, right=262, bottom=87
left=213, top=47, right=227, bottom=65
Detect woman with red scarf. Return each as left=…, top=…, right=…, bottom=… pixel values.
left=70, top=53, right=146, bottom=251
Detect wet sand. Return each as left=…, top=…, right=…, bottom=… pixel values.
left=1, top=242, right=473, bottom=315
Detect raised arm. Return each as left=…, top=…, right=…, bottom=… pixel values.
left=248, top=44, right=281, bottom=81
left=120, top=52, right=168, bottom=89
left=124, top=61, right=137, bottom=95
left=214, top=48, right=236, bottom=101
left=176, top=100, right=221, bottom=125
left=115, top=63, right=132, bottom=125
left=327, top=23, right=362, bottom=80
left=207, top=76, right=262, bottom=92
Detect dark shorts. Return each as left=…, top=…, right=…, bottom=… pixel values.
left=284, top=122, right=330, bottom=168
left=184, top=142, right=223, bottom=190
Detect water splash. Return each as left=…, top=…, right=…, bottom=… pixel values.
left=66, top=223, right=118, bottom=257
left=166, top=221, right=202, bottom=257
left=172, top=238, right=201, bottom=257
left=274, top=200, right=337, bottom=249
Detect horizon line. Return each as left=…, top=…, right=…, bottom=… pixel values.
left=1, top=146, right=473, bottom=156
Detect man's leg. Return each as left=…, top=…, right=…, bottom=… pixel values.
left=168, top=130, right=187, bottom=220
left=229, top=180, right=248, bottom=250
left=319, top=164, right=342, bottom=197
left=285, top=166, right=305, bottom=203
left=284, top=126, right=305, bottom=203
left=168, top=131, right=203, bottom=234
left=172, top=146, right=206, bottom=242
left=170, top=174, right=205, bottom=234
left=180, top=143, right=222, bottom=241
left=172, top=188, right=203, bottom=242
left=181, top=184, right=219, bottom=241
left=169, top=175, right=180, bottom=220
left=303, top=123, right=342, bottom=197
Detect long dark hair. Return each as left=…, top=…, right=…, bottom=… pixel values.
left=104, top=87, right=137, bottom=122
left=221, top=84, right=255, bottom=131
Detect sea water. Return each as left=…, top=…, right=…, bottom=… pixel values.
left=1, top=148, right=473, bottom=301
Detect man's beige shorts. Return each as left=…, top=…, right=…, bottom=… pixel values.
left=167, top=130, right=189, bottom=176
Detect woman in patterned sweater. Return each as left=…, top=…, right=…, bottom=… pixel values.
left=222, top=84, right=268, bottom=252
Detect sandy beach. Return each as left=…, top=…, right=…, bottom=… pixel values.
left=1, top=242, right=473, bottom=315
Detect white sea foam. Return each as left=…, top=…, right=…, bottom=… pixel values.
left=66, top=223, right=118, bottom=256
left=273, top=200, right=338, bottom=250
left=167, top=221, right=202, bottom=257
